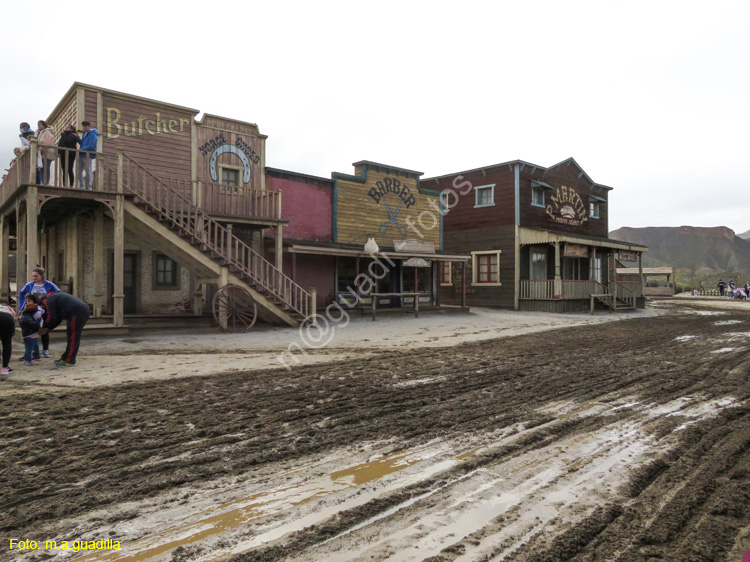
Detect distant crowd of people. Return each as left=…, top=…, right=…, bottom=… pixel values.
left=8, top=120, right=99, bottom=189
left=716, top=279, right=750, bottom=299
left=0, top=268, right=90, bottom=375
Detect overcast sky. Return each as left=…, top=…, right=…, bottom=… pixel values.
left=3, top=1, right=748, bottom=234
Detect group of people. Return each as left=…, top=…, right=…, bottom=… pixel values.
left=0, top=268, right=91, bottom=375
left=8, top=121, right=99, bottom=189
left=717, top=279, right=750, bottom=299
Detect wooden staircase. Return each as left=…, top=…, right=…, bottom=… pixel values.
left=590, top=281, right=636, bottom=313
left=119, top=153, right=312, bottom=327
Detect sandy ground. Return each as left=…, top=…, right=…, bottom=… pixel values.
left=2, top=300, right=750, bottom=562
left=0, top=306, right=659, bottom=391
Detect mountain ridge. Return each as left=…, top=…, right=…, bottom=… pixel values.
left=609, top=226, right=750, bottom=287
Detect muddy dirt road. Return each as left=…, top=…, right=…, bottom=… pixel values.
left=1, top=302, right=750, bottom=561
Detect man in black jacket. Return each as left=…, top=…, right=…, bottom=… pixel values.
left=39, top=292, right=90, bottom=367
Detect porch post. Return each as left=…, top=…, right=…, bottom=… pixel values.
left=355, top=257, right=360, bottom=297
left=434, top=261, right=439, bottom=307
left=638, top=252, right=644, bottom=297
left=226, top=224, right=233, bottom=261
left=93, top=209, right=105, bottom=317
left=16, top=202, right=27, bottom=293
left=461, top=261, right=467, bottom=308
left=275, top=224, right=283, bottom=273
left=218, top=267, right=228, bottom=328
left=28, top=140, right=38, bottom=184
left=588, top=246, right=595, bottom=280
left=554, top=241, right=562, bottom=298
left=113, top=195, right=125, bottom=327
left=26, top=186, right=38, bottom=281
left=0, top=215, right=8, bottom=301
left=291, top=252, right=297, bottom=282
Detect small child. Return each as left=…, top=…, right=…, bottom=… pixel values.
left=19, top=294, right=43, bottom=366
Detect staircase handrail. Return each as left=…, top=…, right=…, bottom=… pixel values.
left=590, top=280, right=615, bottom=311
left=614, top=281, right=636, bottom=308
left=119, top=153, right=311, bottom=320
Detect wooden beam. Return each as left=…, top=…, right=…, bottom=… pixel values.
left=0, top=215, right=9, bottom=300
left=275, top=224, right=283, bottom=273
left=16, top=202, right=27, bottom=292
left=93, top=209, right=105, bottom=317
left=26, top=186, right=38, bottom=281
left=113, top=195, right=125, bottom=327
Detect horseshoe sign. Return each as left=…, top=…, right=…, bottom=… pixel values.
left=209, top=145, right=252, bottom=184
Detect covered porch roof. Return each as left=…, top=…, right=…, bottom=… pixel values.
left=519, top=227, right=648, bottom=253
left=286, top=239, right=469, bottom=261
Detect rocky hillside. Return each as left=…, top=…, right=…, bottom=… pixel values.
left=610, top=226, right=750, bottom=288
left=738, top=229, right=750, bottom=240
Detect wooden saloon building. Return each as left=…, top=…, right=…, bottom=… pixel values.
left=0, top=83, right=469, bottom=328
left=429, top=158, right=648, bottom=312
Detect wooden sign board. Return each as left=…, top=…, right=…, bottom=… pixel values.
left=394, top=239, right=435, bottom=253
left=564, top=243, right=588, bottom=258
left=403, top=257, right=431, bottom=268
left=618, top=250, right=637, bottom=262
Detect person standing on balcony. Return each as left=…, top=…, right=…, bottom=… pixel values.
left=77, top=121, right=99, bottom=190
left=17, top=268, right=60, bottom=359
left=57, top=124, right=81, bottom=188
left=35, top=120, right=56, bottom=185
left=19, top=122, right=34, bottom=149
left=38, top=291, right=90, bottom=367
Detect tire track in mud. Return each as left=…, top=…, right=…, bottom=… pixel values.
left=1, top=307, right=750, bottom=562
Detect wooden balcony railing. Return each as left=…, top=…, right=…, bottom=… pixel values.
left=520, top=279, right=555, bottom=299
left=1, top=143, right=280, bottom=224
left=201, top=181, right=281, bottom=220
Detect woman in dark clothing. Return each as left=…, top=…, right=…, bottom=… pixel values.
left=57, top=124, right=81, bottom=187
left=0, top=302, right=16, bottom=375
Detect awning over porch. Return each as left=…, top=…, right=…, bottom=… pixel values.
left=288, top=242, right=470, bottom=262
left=518, top=227, right=648, bottom=253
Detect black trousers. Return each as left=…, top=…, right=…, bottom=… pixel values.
left=0, top=312, right=15, bottom=368
left=61, top=307, right=90, bottom=365
left=59, top=153, right=76, bottom=187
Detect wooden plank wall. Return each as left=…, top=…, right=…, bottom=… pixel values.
left=438, top=224, right=515, bottom=308
left=49, top=99, right=78, bottom=145
left=336, top=168, right=440, bottom=248
left=521, top=162, right=609, bottom=238
left=427, top=164, right=516, bottom=308
left=87, top=90, right=196, bottom=198
left=195, top=116, right=265, bottom=192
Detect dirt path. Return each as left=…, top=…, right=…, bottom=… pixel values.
left=1, top=302, right=749, bottom=561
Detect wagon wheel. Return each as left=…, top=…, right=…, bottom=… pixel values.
left=212, top=284, right=258, bottom=332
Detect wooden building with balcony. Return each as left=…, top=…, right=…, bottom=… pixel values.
left=0, top=83, right=312, bottom=328
left=428, top=158, right=648, bottom=312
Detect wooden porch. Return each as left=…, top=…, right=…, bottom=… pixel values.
left=519, top=279, right=642, bottom=312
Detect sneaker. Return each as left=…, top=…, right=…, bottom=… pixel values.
left=32, top=355, right=41, bottom=361
left=54, top=360, right=75, bottom=368
left=24, top=360, right=38, bottom=366
left=1, top=368, right=11, bottom=375
left=43, top=350, right=50, bottom=358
